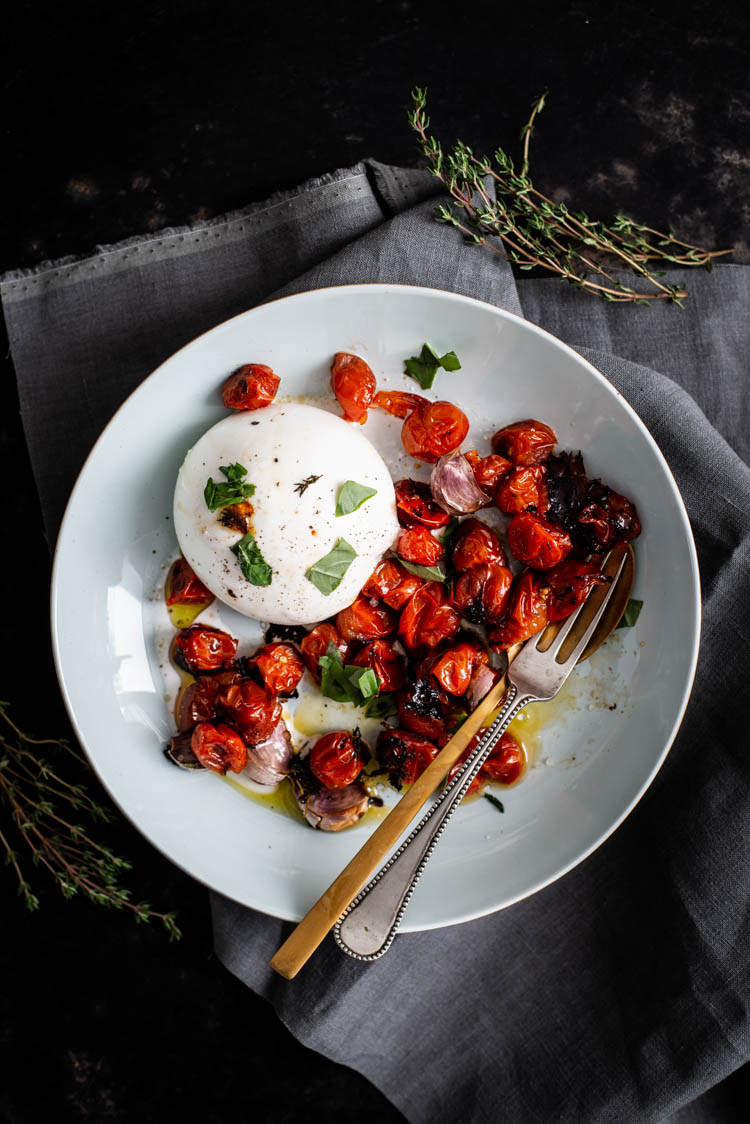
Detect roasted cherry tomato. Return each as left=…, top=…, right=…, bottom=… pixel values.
left=394, top=478, right=452, bottom=528
left=447, top=730, right=524, bottom=794
left=464, top=450, right=512, bottom=493
left=489, top=572, right=550, bottom=650
left=492, top=419, right=557, bottom=466
left=362, top=558, right=425, bottom=610
left=330, top=352, right=376, bottom=423
left=176, top=670, right=241, bottom=732
left=376, top=728, right=440, bottom=789
left=191, top=721, right=248, bottom=775
left=430, top=641, right=488, bottom=697
left=545, top=558, right=608, bottom=622
left=452, top=562, right=513, bottom=625
left=172, top=625, right=238, bottom=673
left=348, top=638, right=407, bottom=692
left=372, top=390, right=427, bottom=419
left=397, top=677, right=451, bottom=740
left=398, top=582, right=460, bottom=651
left=300, top=623, right=348, bottom=680
left=496, top=465, right=550, bottom=516
left=397, top=525, right=444, bottom=567
left=451, top=518, right=506, bottom=573
left=221, top=364, right=280, bottom=411
left=309, top=730, right=367, bottom=790
left=336, top=596, right=398, bottom=643
left=401, top=400, right=470, bottom=464
left=218, top=681, right=281, bottom=745
left=253, top=642, right=305, bottom=696
left=506, top=512, right=572, bottom=570
left=578, top=491, right=642, bottom=551
left=166, top=556, right=215, bottom=606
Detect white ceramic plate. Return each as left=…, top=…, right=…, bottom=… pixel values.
left=50, top=284, right=700, bottom=930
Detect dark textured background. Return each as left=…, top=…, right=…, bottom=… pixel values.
left=1, top=1, right=748, bottom=1120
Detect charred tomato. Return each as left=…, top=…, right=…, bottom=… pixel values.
left=309, top=730, right=367, bottom=790
left=452, top=562, right=513, bottom=625
left=372, top=390, right=427, bottom=419
left=394, top=478, right=452, bottom=528
left=375, top=728, right=440, bottom=789
left=396, top=677, right=451, bottom=741
left=221, top=364, right=280, bottom=411
left=362, top=558, right=425, bottom=610
left=172, top=625, right=238, bottom=673
left=545, top=558, right=608, bottom=622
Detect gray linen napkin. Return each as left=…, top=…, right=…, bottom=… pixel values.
left=3, top=161, right=749, bottom=1124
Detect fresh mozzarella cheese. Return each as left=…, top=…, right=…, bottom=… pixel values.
left=174, top=402, right=399, bottom=624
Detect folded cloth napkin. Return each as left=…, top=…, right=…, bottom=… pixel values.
left=3, top=161, right=749, bottom=1124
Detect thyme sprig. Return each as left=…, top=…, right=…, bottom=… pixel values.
left=409, top=88, right=731, bottom=305
left=0, top=702, right=180, bottom=939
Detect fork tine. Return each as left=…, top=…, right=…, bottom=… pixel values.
left=556, top=552, right=628, bottom=671
left=543, top=547, right=617, bottom=661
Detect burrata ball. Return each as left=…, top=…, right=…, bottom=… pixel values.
left=173, top=402, right=399, bottom=624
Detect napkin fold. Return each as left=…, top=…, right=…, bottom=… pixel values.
left=3, top=160, right=749, bottom=1124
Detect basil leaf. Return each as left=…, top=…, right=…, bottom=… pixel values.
left=305, top=538, right=357, bottom=595
left=204, top=463, right=256, bottom=511
left=404, top=343, right=462, bottom=390
left=336, top=480, right=378, bottom=517
left=318, top=643, right=381, bottom=707
left=231, top=531, right=272, bottom=586
left=484, top=792, right=505, bottom=814
left=364, top=691, right=399, bottom=720
left=397, top=556, right=447, bottom=583
left=440, top=516, right=461, bottom=547
left=617, top=597, right=643, bottom=629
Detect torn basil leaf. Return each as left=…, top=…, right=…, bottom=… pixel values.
left=336, top=480, right=378, bottom=517
left=305, top=538, right=357, bottom=595
left=397, top=556, right=447, bottom=583
left=484, top=792, right=505, bottom=814
left=318, top=643, right=380, bottom=706
left=616, top=597, right=643, bottom=629
left=364, top=691, right=399, bottom=720
left=404, top=343, right=462, bottom=390
left=204, top=462, right=256, bottom=511
left=231, top=531, right=272, bottom=586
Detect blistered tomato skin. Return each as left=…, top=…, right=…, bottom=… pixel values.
left=546, top=558, right=608, bottom=622
left=373, top=390, right=427, bottom=419
left=191, top=721, right=248, bottom=775
left=492, top=419, right=557, bottom=466
left=464, top=450, right=512, bottom=493
left=452, top=562, right=513, bottom=625
left=401, top=400, right=470, bottom=464
left=309, top=730, right=367, bottom=789
left=398, top=582, right=460, bottom=652
left=218, top=681, right=281, bottom=745
left=397, top=677, right=450, bottom=740
left=447, top=730, right=524, bottom=794
left=221, top=364, right=280, bottom=411
left=172, top=625, right=238, bottom=673
left=451, top=518, right=506, bottom=573
left=430, top=641, right=487, bottom=697
left=330, top=352, right=377, bottom=423
left=362, top=558, right=424, bottom=610
left=489, top=572, right=550, bottom=650
left=300, top=624, right=347, bottom=680
left=397, top=525, right=444, bottom=566
left=394, top=479, right=452, bottom=528
left=496, top=465, right=550, bottom=516
left=166, top=556, right=215, bottom=606
left=507, top=512, right=573, bottom=570
left=349, top=638, right=407, bottom=692
left=336, top=597, right=398, bottom=643
left=253, top=642, right=305, bottom=696
left=376, top=728, right=440, bottom=789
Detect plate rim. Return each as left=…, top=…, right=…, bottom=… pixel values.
left=49, top=282, right=702, bottom=930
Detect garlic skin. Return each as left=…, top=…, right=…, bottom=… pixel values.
left=244, top=719, right=293, bottom=786
left=466, top=663, right=498, bottom=712
left=296, top=782, right=370, bottom=831
left=430, top=451, right=490, bottom=515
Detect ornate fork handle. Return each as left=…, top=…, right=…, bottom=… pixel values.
left=334, top=682, right=533, bottom=961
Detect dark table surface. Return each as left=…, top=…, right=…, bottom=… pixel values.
left=2, top=2, right=748, bottom=1121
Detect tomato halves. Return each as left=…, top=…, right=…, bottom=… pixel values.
left=221, top=364, right=280, bottom=411
left=191, top=721, right=248, bottom=774
left=331, top=352, right=376, bottom=423
left=172, top=625, right=238, bottom=673
left=402, top=400, right=469, bottom=464
left=394, top=479, right=452, bottom=528
left=309, top=730, right=367, bottom=789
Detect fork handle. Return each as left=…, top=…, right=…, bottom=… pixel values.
left=334, top=685, right=533, bottom=960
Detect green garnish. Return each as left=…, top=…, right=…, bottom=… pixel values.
left=397, top=556, right=447, bottom=583
left=231, top=531, right=272, bottom=586
left=305, top=538, right=357, bottom=595
left=204, top=463, right=256, bottom=511
left=484, top=792, right=505, bottom=814
left=404, top=343, right=462, bottom=390
left=364, top=692, right=399, bottom=720
left=318, top=643, right=381, bottom=706
left=617, top=598, right=643, bottom=628
left=440, top=516, right=461, bottom=547
left=336, top=480, right=378, bottom=517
